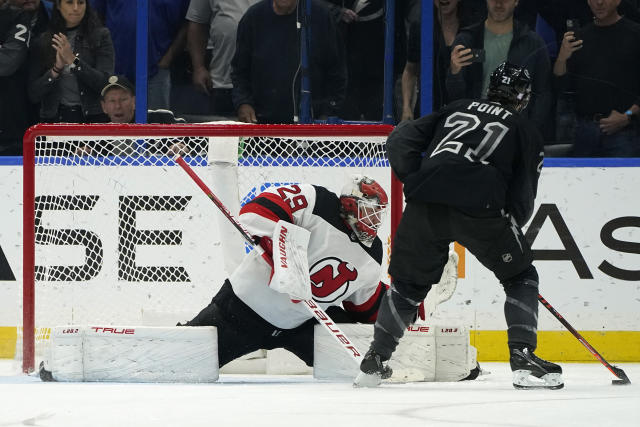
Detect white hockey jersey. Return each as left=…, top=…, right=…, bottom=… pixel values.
left=230, top=184, right=387, bottom=329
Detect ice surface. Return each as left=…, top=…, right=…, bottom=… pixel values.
left=0, top=361, right=638, bottom=427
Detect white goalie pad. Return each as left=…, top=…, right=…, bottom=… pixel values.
left=314, top=323, right=476, bottom=382
left=424, top=250, right=459, bottom=318
left=43, top=326, right=219, bottom=382
left=270, top=220, right=312, bottom=300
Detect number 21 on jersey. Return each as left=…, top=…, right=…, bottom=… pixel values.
left=430, top=112, right=509, bottom=164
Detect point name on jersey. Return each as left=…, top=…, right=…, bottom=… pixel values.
left=467, top=101, right=513, bottom=120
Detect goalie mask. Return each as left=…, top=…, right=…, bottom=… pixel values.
left=487, top=62, right=532, bottom=113
left=340, top=175, right=388, bottom=247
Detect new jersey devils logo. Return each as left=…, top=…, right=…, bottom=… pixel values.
left=309, top=257, right=358, bottom=303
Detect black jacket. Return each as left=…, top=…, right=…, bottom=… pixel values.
left=559, top=17, right=640, bottom=119
left=0, top=5, right=31, bottom=154
left=28, top=26, right=114, bottom=119
left=231, top=0, right=346, bottom=123
left=387, top=99, right=544, bottom=227
left=445, top=20, right=552, bottom=133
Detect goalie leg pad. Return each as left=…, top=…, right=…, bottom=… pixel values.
left=43, top=326, right=219, bottom=382
left=314, top=323, right=474, bottom=382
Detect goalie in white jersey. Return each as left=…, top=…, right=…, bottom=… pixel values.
left=184, top=175, right=390, bottom=368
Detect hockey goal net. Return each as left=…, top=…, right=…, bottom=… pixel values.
left=20, top=123, right=400, bottom=373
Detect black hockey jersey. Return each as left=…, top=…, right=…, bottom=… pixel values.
left=387, top=99, right=544, bottom=226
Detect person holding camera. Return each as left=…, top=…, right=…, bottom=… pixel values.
left=553, top=0, right=640, bottom=157
left=446, top=0, right=551, bottom=135
left=400, top=0, right=486, bottom=121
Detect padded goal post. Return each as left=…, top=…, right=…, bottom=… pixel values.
left=21, top=123, right=401, bottom=373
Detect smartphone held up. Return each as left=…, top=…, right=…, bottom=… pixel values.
left=566, top=19, right=582, bottom=41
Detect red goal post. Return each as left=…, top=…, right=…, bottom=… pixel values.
left=21, top=123, right=402, bottom=373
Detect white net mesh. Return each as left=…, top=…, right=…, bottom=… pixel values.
left=20, top=125, right=393, bottom=371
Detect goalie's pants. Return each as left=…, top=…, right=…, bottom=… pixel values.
left=186, top=280, right=316, bottom=367
left=381, top=202, right=538, bottom=353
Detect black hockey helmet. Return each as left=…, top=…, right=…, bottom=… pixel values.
left=487, top=62, right=532, bottom=113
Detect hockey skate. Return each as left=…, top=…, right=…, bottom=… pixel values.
left=510, top=347, right=564, bottom=390
left=353, top=349, right=393, bottom=388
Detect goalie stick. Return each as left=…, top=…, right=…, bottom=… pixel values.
left=538, top=294, right=631, bottom=385
left=174, top=156, right=364, bottom=363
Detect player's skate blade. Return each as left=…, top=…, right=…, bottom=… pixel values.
left=513, top=370, right=564, bottom=390
left=353, top=349, right=392, bottom=388
left=510, top=347, right=563, bottom=390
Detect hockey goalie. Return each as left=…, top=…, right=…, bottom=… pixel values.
left=40, top=175, right=477, bottom=383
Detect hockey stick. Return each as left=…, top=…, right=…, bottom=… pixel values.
left=175, top=156, right=363, bottom=363
left=538, top=294, right=631, bottom=385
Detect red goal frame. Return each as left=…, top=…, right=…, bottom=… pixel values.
left=21, top=123, right=401, bottom=373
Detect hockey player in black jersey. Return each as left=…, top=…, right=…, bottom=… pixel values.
left=355, top=62, right=564, bottom=390
left=183, top=176, right=391, bottom=368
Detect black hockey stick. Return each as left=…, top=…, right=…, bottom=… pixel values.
left=538, top=294, right=631, bottom=385
left=175, top=156, right=364, bottom=363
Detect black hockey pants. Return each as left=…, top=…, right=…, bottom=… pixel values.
left=186, top=280, right=316, bottom=367
left=372, top=202, right=539, bottom=359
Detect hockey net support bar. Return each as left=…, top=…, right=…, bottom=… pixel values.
left=22, top=123, right=398, bottom=373
left=175, top=156, right=363, bottom=362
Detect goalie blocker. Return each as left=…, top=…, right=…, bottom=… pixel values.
left=41, top=323, right=476, bottom=382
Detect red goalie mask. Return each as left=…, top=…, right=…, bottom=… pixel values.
left=339, top=175, right=388, bottom=247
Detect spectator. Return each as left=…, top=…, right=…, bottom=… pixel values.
left=28, top=0, right=113, bottom=124
left=10, top=0, right=52, bottom=137
left=393, top=0, right=420, bottom=116
left=446, top=0, right=552, bottom=134
left=186, top=0, right=258, bottom=118
left=231, top=0, right=347, bottom=124
left=90, top=0, right=190, bottom=110
left=100, top=75, right=183, bottom=125
left=75, top=75, right=186, bottom=156
left=10, top=0, right=51, bottom=36
left=515, top=1, right=639, bottom=55
left=324, top=0, right=384, bottom=121
left=0, top=1, right=31, bottom=155
left=401, top=0, right=486, bottom=121
left=553, top=0, right=640, bottom=157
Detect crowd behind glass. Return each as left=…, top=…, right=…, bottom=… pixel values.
left=1, top=0, right=639, bottom=157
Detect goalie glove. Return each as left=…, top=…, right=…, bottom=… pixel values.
left=270, top=220, right=312, bottom=301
